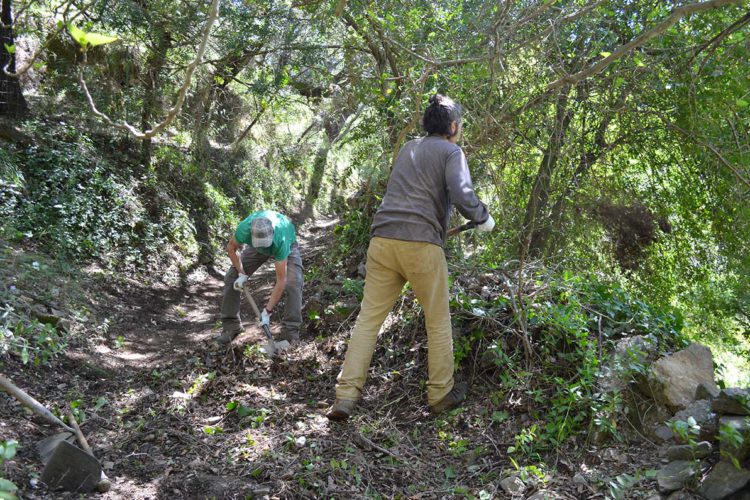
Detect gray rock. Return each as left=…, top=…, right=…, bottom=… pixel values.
left=712, top=388, right=750, bottom=416
left=726, top=489, right=750, bottom=500
left=657, top=460, right=699, bottom=493
left=499, top=475, right=525, bottom=496
left=655, top=425, right=675, bottom=442
left=664, top=441, right=712, bottom=460
left=719, top=416, right=750, bottom=463
left=670, top=400, right=719, bottom=441
left=600, top=335, right=659, bottom=393
left=500, top=474, right=526, bottom=496
left=696, top=382, right=720, bottom=400
left=643, top=343, right=719, bottom=411
left=525, top=491, right=563, bottom=500
left=698, top=462, right=750, bottom=500
left=666, top=492, right=701, bottom=499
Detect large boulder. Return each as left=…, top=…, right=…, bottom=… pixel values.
left=697, top=461, right=750, bottom=500
left=641, top=343, right=719, bottom=411
left=712, top=388, right=750, bottom=416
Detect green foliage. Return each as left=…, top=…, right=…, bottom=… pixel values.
left=454, top=268, right=688, bottom=456
left=607, top=469, right=658, bottom=500
left=718, top=421, right=745, bottom=469
left=0, top=249, right=70, bottom=366
left=67, top=24, right=119, bottom=50
left=0, top=440, right=18, bottom=500
left=342, top=278, right=364, bottom=301
left=667, top=417, right=700, bottom=445
left=2, top=121, right=197, bottom=269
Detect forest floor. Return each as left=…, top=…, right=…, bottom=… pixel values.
left=1, top=217, right=669, bottom=499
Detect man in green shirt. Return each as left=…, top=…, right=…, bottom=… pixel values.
left=219, top=210, right=304, bottom=345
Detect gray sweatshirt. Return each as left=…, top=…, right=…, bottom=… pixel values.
left=371, top=136, right=489, bottom=246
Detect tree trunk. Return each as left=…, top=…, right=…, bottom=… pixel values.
left=140, top=25, right=172, bottom=167
left=0, top=0, right=28, bottom=117
left=298, top=106, right=355, bottom=222
left=519, top=88, right=573, bottom=259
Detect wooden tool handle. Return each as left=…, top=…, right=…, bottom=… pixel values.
left=447, top=221, right=477, bottom=238
left=66, top=411, right=112, bottom=492
left=243, top=286, right=263, bottom=319
left=0, top=374, right=74, bottom=432
left=65, top=410, right=92, bottom=454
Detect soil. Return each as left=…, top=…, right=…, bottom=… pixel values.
left=0, top=218, right=667, bottom=499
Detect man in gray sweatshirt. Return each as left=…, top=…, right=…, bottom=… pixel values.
left=328, top=94, right=494, bottom=420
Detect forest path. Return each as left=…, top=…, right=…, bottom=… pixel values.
left=5, top=215, right=663, bottom=499
left=60, top=216, right=352, bottom=499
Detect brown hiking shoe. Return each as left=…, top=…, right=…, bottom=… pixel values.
left=216, top=328, right=240, bottom=346
left=278, top=330, right=300, bottom=343
left=429, top=382, right=468, bottom=416
left=326, top=399, right=356, bottom=421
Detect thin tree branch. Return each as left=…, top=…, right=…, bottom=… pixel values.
left=659, top=114, right=750, bottom=189
left=693, top=10, right=750, bottom=75
left=79, top=0, right=220, bottom=140
left=390, top=65, right=434, bottom=164
left=545, top=0, right=744, bottom=92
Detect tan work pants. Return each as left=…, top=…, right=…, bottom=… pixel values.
left=335, top=237, right=454, bottom=406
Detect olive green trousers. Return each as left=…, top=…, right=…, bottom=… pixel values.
left=335, top=237, right=454, bottom=406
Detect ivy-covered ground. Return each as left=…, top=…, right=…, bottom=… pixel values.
left=0, top=217, right=688, bottom=499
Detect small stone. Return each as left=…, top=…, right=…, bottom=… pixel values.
left=499, top=475, right=525, bottom=496
left=654, top=425, right=674, bottom=442
left=664, top=441, right=712, bottom=460
left=103, top=461, right=115, bottom=470
left=657, top=460, right=699, bottom=493
left=526, top=491, right=562, bottom=500
left=698, top=461, right=750, bottom=500
left=572, top=473, right=587, bottom=485
left=275, top=340, right=291, bottom=351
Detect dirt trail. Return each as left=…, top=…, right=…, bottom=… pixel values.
left=78, top=217, right=344, bottom=499
left=2, top=215, right=666, bottom=499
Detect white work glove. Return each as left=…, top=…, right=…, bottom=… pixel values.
left=261, top=308, right=271, bottom=327
left=477, top=214, right=495, bottom=232
left=233, top=274, right=248, bottom=291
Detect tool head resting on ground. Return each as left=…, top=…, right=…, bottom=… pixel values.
left=242, top=283, right=278, bottom=357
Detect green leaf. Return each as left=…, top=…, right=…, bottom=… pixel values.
left=85, top=32, right=119, bottom=47
left=1, top=441, right=17, bottom=460
left=237, top=405, right=253, bottom=418
left=0, top=478, right=17, bottom=493
left=68, top=23, right=118, bottom=49
left=736, top=99, right=748, bottom=108
left=3, top=44, right=15, bottom=55
left=68, top=23, right=88, bottom=47
left=600, top=51, right=612, bottom=58
left=225, top=401, right=238, bottom=411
